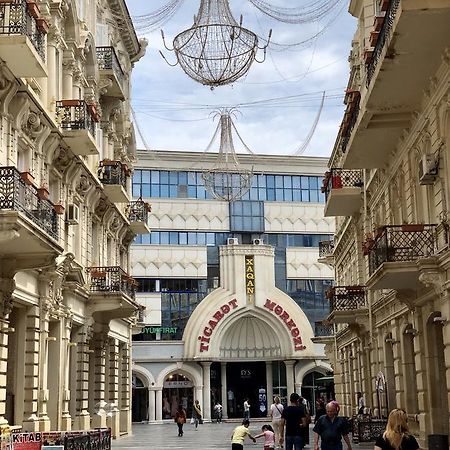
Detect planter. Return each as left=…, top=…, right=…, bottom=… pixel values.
left=60, top=99, right=82, bottom=107
left=90, top=270, right=106, bottom=278
left=325, top=289, right=334, bottom=300
left=364, top=49, right=374, bottom=63
left=331, top=175, right=343, bottom=189
left=53, top=204, right=65, bottom=215
left=345, top=89, right=360, bottom=104
left=37, top=187, right=49, bottom=201
left=100, top=159, right=119, bottom=167
left=144, top=203, right=152, bottom=212
left=373, top=15, right=385, bottom=32
left=26, top=0, right=40, bottom=19
left=36, top=17, right=49, bottom=34
left=379, top=0, right=389, bottom=11
left=369, top=31, right=380, bottom=47
left=20, top=171, right=35, bottom=185
left=401, top=224, right=424, bottom=232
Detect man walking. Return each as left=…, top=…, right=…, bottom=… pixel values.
left=280, top=393, right=307, bottom=450
left=243, top=398, right=251, bottom=420
left=231, top=419, right=257, bottom=450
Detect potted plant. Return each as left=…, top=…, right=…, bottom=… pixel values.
left=36, top=17, right=49, bottom=34
left=144, top=202, right=152, bottom=212
left=379, top=0, right=389, bottom=11
left=53, top=202, right=65, bottom=215
left=20, top=170, right=35, bottom=185
left=60, top=99, right=82, bottom=107
left=90, top=269, right=106, bottom=278
left=401, top=224, right=424, bottom=232
left=364, top=49, right=374, bottom=63
left=26, top=0, right=40, bottom=18
left=325, top=288, right=334, bottom=300
left=373, top=15, right=385, bottom=32
left=37, top=184, right=49, bottom=201
left=369, top=31, right=380, bottom=47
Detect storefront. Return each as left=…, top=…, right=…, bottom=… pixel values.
left=132, top=243, right=332, bottom=422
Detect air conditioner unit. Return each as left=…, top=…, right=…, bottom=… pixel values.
left=419, top=154, right=438, bottom=185
left=227, top=237, right=238, bottom=245
left=253, top=238, right=264, bottom=245
left=66, top=204, right=80, bottom=225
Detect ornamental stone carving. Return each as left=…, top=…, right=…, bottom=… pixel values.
left=21, top=110, right=46, bottom=142
left=0, top=278, right=16, bottom=317
left=76, top=175, right=92, bottom=198
left=95, top=198, right=108, bottom=218
left=53, top=147, right=73, bottom=173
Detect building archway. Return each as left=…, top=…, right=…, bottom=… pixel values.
left=132, top=374, right=148, bottom=422
left=301, top=370, right=334, bottom=415
left=162, top=372, right=194, bottom=420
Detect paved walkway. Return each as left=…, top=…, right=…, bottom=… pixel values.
left=113, top=422, right=373, bottom=449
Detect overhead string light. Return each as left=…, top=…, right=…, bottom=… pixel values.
left=160, top=0, right=272, bottom=88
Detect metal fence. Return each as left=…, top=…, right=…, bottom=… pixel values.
left=314, top=321, right=334, bottom=337
left=96, top=46, right=125, bottom=88
left=319, top=240, right=334, bottom=258
left=128, top=199, right=149, bottom=224
left=87, top=266, right=137, bottom=299
left=64, top=428, right=111, bottom=450
left=329, top=286, right=366, bottom=311
left=56, top=100, right=96, bottom=138
left=98, top=161, right=128, bottom=189
left=324, top=168, right=363, bottom=200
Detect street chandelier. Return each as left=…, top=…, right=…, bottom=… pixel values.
left=160, top=0, right=272, bottom=88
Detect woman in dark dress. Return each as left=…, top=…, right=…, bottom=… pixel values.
left=374, top=409, right=419, bottom=450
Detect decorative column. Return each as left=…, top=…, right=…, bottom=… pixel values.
left=295, top=382, right=302, bottom=395
left=0, top=277, right=15, bottom=426
left=22, top=306, right=40, bottom=431
left=155, top=388, right=163, bottom=422
left=119, top=342, right=131, bottom=434
left=194, top=386, right=203, bottom=416
left=106, top=339, right=120, bottom=438
left=148, top=387, right=156, bottom=422
left=221, top=362, right=228, bottom=419
left=91, top=332, right=107, bottom=428
left=284, top=361, right=295, bottom=396
left=60, top=312, right=73, bottom=431
left=74, top=325, right=91, bottom=430
left=266, top=362, right=273, bottom=417
left=201, top=362, right=212, bottom=421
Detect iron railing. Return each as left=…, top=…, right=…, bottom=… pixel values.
left=314, top=321, right=334, bottom=337
left=87, top=266, right=137, bottom=299
left=323, top=168, right=363, bottom=200
left=329, top=286, right=366, bottom=311
left=56, top=100, right=96, bottom=137
left=366, top=0, right=400, bottom=86
left=128, top=199, right=150, bottom=224
left=98, top=160, right=128, bottom=189
left=0, top=166, right=58, bottom=239
left=352, top=415, right=388, bottom=443
left=319, top=240, right=334, bottom=258
left=341, top=96, right=360, bottom=153
left=0, top=0, right=46, bottom=61
left=368, top=224, right=436, bottom=275
left=64, top=428, right=111, bottom=450
left=96, top=46, right=125, bottom=89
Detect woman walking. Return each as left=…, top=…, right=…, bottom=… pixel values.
left=193, top=399, right=203, bottom=430
left=174, top=404, right=186, bottom=437
left=270, top=396, right=284, bottom=448
left=374, top=409, right=419, bottom=450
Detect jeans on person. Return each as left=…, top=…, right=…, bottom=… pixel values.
left=194, top=417, right=199, bottom=429
left=321, top=442, right=343, bottom=450
left=285, top=435, right=303, bottom=450
left=177, top=423, right=183, bottom=436
left=244, top=410, right=250, bottom=420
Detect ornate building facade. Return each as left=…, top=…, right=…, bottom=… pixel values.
left=0, top=0, right=146, bottom=437
left=323, top=0, right=450, bottom=448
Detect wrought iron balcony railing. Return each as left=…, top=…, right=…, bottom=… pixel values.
left=127, top=198, right=150, bottom=224
left=328, top=286, right=366, bottom=311
left=314, top=321, right=334, bottom=337
left=56, top=100, right=96, bottom=137
left=87, top=266, right=137, bottom=299
left=319, top=240, right=334, bottom=258
left=64, top=428, right=111, bottom=450
left=98, top=160, right=128, bottom=189
left=368, top=224, right=436, bottom=275
left=341, top=95, right=360, bottom=153
left=0, top=0, right=46, bottom=61
left=0, top=166, right=58, bottom=240
left=366, top=0, right=400, bottom=86
left=96, top=46, right=125, bottom=88
left=323, top=168, right=363, bottom=200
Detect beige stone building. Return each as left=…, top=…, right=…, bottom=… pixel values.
left=0, top=0, right=147, bottom=437
left=321, top=0, right=450, bottom=448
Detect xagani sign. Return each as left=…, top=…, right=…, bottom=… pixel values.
left=245, top=255, right=255, bottom=300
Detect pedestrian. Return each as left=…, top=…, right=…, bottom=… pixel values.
left=231, top=419, right=257, bottom=450
left=214, top=401, right=223, bottom=423
left=280, top=392, right=307, bottom=450
left=244, top=398, right=251, bottom=420
left=374, top=409, right=419, bottom=450
left=270, top=396, right=284, bottom=448
left=299, top=395, right=311, bottom=448
left=174, top=404, right=186, bottom=437
left=193, top=399, right=202, bottom=430
left=315, top=397, right=326, bottom=423
left=255, top=424, right=276, bottom=450
left=357, top=393, right=365, bottom=415
left=313, top=401, right=352, bottom=450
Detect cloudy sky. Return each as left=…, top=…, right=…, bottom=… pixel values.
left=125, top=0, right=357, bottom=157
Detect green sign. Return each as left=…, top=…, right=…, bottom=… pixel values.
left=141, top=326, right=178, bottom=335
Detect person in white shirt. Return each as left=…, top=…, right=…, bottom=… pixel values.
left=243, top=398, right=250, bottom=420
left=270, top=396, right=284, bottom=448
left=214, top=402, right=223, bottom=423
left=357, top=392, right=365, bottom=415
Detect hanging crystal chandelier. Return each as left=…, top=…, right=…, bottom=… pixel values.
left=201, top=112, right=254, bottom=201
left=161, top=0, right=271, bottom=87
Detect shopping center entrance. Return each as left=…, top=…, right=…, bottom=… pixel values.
left=226, top=362, right=267, bottom=418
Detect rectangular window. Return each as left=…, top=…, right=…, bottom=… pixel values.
left=230, top=201, right=264, bottom=233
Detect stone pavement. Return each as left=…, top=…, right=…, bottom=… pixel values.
left=113, top=422, right=373, bottom=449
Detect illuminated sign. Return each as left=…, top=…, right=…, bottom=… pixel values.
left=245, top=255, right=255, bottom=300
left=264, top=299, right=306, bottom=351
left=198, top=299, right=238, bottom=352
left=163, top=380, right=193, bottom=388
left=141, top=326, right=178, bottom=335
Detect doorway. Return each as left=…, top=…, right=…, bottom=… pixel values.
left=162, top=373, right=194, bottom=419
left=132, top=375, right=148, bottom=422
left=226, top=362, right=267, bottom=418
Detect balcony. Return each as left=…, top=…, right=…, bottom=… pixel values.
left=56, top=100, right=98, bottom=156
left=367, top=224, right=436, bottom=290
left=327, top=286, right=368, bottom=324
left=0, top=0, right=47, bottom=77
left=343, top=0, right=450, bottom=169
left=87, top=266, right=140, bottom=322
left=318, top=240, right=334, bottom=265
left=311, top=321, right=334, bottom=344
left=0, top=167, right=62, bottom=261
left=127, top=199, right=151, bottom=234
left=323, top=169, right=363, bottom=217
left=96, top=46, right=125, bottom=99
left=98, top=160, right=130, bottom=203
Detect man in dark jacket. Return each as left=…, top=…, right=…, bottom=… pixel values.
left=280, top=393, right=307, bottom=450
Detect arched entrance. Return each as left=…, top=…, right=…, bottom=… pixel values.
left=132, top=374, right=148, bottom=422
left=162, top=373, right=194, bottom=419
left=301, top=371, right=334, bottom=414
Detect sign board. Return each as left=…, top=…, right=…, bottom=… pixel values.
left=245, top=255, right=255, bottom=300
left=12, top=432, right=42, bottom=450
left=141, top=326, right=178, bottom=335
left=163, top=380, right=193, bottom=389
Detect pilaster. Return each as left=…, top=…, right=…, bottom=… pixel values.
left=220, top=362, right=228, bottom=419
left=91, top=331, right=107, bottom=429
left=266, top=362, right=273, bottom=416
left=201, top=361, right=212, bottom=421
left=106, top=339, right=120, bottom=438
left=74, top=325, right=91, bottom=430
left=284, top=360, right=295, bottom=397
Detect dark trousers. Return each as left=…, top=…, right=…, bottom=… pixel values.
left=321, top=443, right=343, bottom=450
left=232, top=444, right=243, bottom=450
left=177, top=423, right=183, bottom=436
left=285, top=435, right=303, bottom=450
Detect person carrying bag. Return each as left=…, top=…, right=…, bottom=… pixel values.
left=193, top=399, right=203, bottom=429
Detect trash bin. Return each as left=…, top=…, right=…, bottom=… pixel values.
left=428, top=434, right=448, bottom=450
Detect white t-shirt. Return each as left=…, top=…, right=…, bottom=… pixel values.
left=244, top=401, right=250, bottom=411
left=270, top=403, right=284, bottom=419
